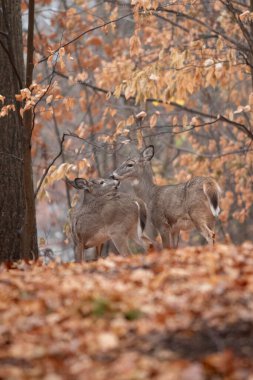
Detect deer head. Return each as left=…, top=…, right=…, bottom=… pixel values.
left=66, top=177, right=120, bottom=196
left=111, top=145, right=154, bottom=181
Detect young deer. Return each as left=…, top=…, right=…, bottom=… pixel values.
left=111, top=145, right=222, bottom=249
left=67, top=177, right=147, bottom=262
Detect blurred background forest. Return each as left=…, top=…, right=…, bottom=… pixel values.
left=18, top=0, right=253, bottom=259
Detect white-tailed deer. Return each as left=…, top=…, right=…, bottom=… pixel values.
left=111, top=145, right=222, bottom=248
left=67, top=177, right=147, bottom=262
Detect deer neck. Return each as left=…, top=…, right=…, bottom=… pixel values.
left=82, top=192, right=92, bottom=205
left=82, top=190, right=118, bottom=206
left=131, top=166, right=156, bottom=204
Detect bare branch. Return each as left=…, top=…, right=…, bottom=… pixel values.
left=31, top=35, right=64, bottom=140
left=34, top=132, right=107, bottom=199
left=54, top=70, right=253, bottom=141
left=140, top=137, right=253, bottom=159
left=38, top=12, right=133, bottom=64
left=155, top=6, right=250, bottom=53
left=34, top=133, right=67, bottom=199
left=220, top=0, right=253, bottom=51
left=31, top=70, right=55, bottom=137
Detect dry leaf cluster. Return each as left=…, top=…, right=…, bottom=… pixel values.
left=1, top=243, right=253, bottom=379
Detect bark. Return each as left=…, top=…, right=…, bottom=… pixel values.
left=22, top=0, right=38, bottom=258
left=250, top=0, right=253, bottom=90
left=0, top=0, right=38, bottom=261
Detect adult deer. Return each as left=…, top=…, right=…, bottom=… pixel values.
left=111, top=145, right=222, bottom=249
left=67, top=177, right=147, bottom=262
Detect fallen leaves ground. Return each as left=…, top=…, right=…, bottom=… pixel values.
left=1, top=243, right=253, bottom=380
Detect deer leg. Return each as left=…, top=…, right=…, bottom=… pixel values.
left=194, top=222, right=215, bottom=245
left=130, top=225, right=148, bottom=253
left=101, top=241, right=112, bottom=258
left=74, top=242, right=83, bottom=263
left=143, top=219, right=161, bottom=250
left=132, top=236, right=147, bottom=252
left=111, top=235, right=132, bottom=257
left=159, top=225, right=173, bottom=249
left=141, top=232, right=162, bottom=251
left=200, top=224, right=215, bottom=245
left=171, top=231, right=180, bottom=248
left=94, top=244, right=103, bottom=260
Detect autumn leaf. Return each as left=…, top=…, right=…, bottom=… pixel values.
left=136, top=111, right=147, bottom=119
left=0, top=104, right=15, bottom=117
left=129, top=34, right=141, bottom=57
left=137, top=129, right=143, bottom=149
left=149, top=113, right=157, bottom=128
left=46, top=95, right=53, bottom=104
left=1, top=243, right=253, bottom=379
left=126, top=115, right=135, bottom=126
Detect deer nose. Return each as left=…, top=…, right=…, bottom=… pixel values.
left=110, top=173, right=120, bottom=180
left=114, top=179, right=120, bottom=188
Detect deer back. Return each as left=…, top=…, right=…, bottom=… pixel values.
left=111, top=146, right=221, bottom=245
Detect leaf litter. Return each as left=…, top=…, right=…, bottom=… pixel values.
left=0, top=243, right=253, bottom=379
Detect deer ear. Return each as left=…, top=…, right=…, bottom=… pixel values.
left=74, top=178, right=91, bottom=191
left=65, top=177, right=78, bottom=189
left=141, top=145, right=154, bottom=161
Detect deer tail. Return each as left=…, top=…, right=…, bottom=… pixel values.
left=134, top=199, right=147, bottom=237
left=203, top=179, right=222, bottom=217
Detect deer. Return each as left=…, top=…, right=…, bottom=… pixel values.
left=67, top=177, right=148, bottom=262
left=111, top=145, right=222, bottom=249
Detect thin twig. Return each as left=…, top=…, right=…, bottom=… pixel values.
left=38, top=12, right=133, bottom=64
left=141, top=138, right=253, bottom=159
left=52, top=108, right=71, bottom=209
left=31, top=69, right=55, bottom=137
left=34, top=132, right=107, bottom=199
left=34, top=133, right=67, bottom=199
left=31, top=34, right=64, bottom=139
left=156, top=6, right=250, bottom=53
left=54, top=70, right=253, bottom=141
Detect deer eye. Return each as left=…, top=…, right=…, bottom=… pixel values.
left=127, top=163, right=134, bottom=168
left=100, top=180, right=105, bottom=185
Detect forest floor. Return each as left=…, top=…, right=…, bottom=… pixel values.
left=1, top=243, right=253, bottom=380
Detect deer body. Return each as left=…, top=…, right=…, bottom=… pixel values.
left=112, top=146, right=221, bottom=248
left=68, top=178, right=147, bottom=262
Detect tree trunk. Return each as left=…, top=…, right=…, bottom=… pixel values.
left=22, top=0, right=38, bottom=259
left=0, top=0, right=38, bottom=262
left=250, top=0, right=253, bottom=90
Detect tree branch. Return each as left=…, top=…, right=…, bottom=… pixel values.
left=156, top=6, right=250, bottom=53
left=31, top=69, right=55, bottom=137
left=34, top=133, right=67, bottom=199
left=54, top=70, right=253, bottom=141
left=221, top=0, right=253, bottom=52
left=34, top=132, right=107, bottom=199
left=38, top=12, right=133, bottom=64
left=140, top=137, right=253, bottom=159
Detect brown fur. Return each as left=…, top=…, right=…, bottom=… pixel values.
left=68, top=178, right=147, bottom=262
left=203, top=179, right=221, bottom=215
left=112, top=146, right=221, bottom=249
